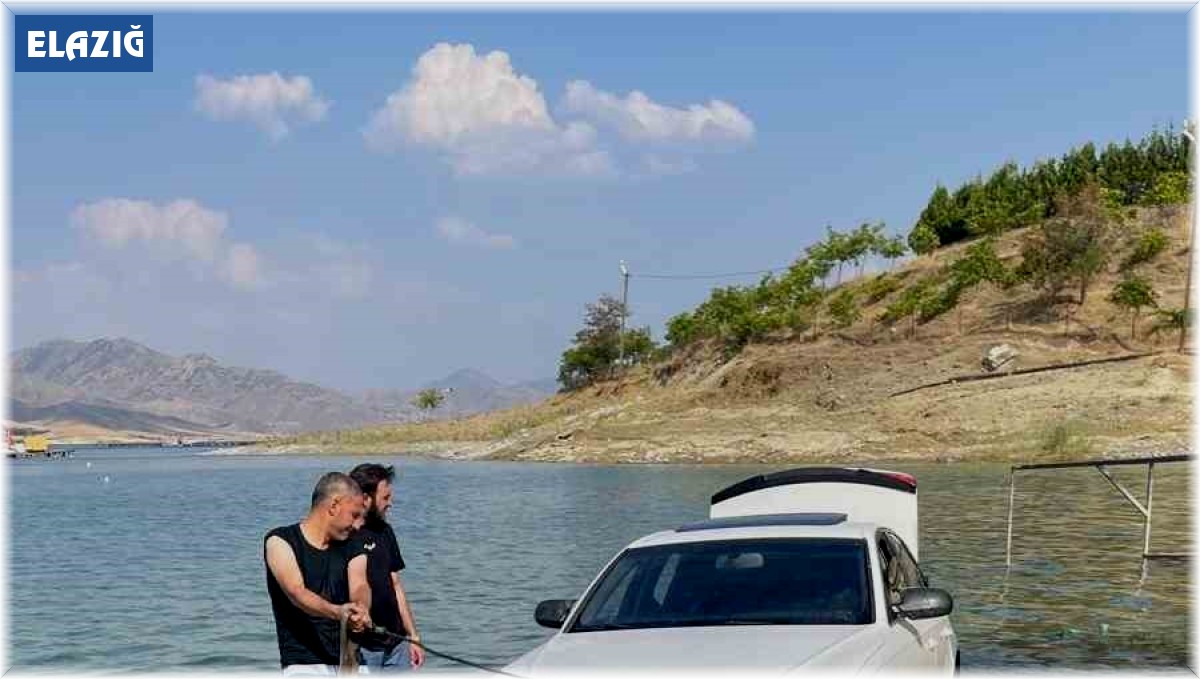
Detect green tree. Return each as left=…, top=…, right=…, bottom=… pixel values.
left=558, top=294, right=657, bottom=390
left=1017, top=183, right=1115, bottom=305
left=847, top=222, right=883, bottom=280
left=1121, top=228, right=1169, bottom=270
left=1109, top=276, right=1158, bottom=339
left=949, top=238, right=1012, bottom=289
left=905, top=128, right=1191, bottom=254
left=665, top=311, right=698, bottom=348
left=880, top=277, right=939, bottom=338
left=827, top=288, right=860, bottom=329
left=558, top=343, right=614, bottom=391
left=1147, top=307, right=1190, bottom=346
left=816, top=226, right=854, bottom=286
left=873, top=233, right=907, bottom=270
left=943, top=239, right=1013, bottom=333
left=913, top=185, right=965, bottom=247
left=1145, top=171, right=1191, bottom=206
left=411, top=388, right=446, bottom=418
left=908, top=222, right=940, bottom=256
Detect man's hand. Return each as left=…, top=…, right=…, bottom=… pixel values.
left=409, top=638, right=425, bottom=669
left=342, top=603, right=371, bottom=633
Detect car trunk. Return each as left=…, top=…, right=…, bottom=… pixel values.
left=708, top=467, right=921, bottom=558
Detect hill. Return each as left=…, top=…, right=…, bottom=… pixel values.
left=8, top=338, right=556, bottom=440
left=361, top=369, right=557, bottom=420
left=10, top=338, right=391, bottom=435
left=268, top=204, right=1192, bottom=463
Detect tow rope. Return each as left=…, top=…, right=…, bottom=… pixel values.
left=339, top=609, right=521, bottom=677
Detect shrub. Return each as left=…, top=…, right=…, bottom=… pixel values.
left=827, top=289, right=861, bottom=328
left=1039, top=421, right=1093, bottom=457
left=860, top=274, right=901, bottom=304
left=1121, top=228, right=1169, bottom=270
left=1144, top=170, right=1191, bottom=206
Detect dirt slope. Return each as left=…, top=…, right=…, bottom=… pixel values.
left=270, top=205, right=1193, bottom=464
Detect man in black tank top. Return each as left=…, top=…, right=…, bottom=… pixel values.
left=265, top=472, right=371, bottom=674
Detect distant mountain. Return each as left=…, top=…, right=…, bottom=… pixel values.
left=10, top=338, right=388, bottom=434
left=513, top=377, right=560, bottom=396
left=9, top=338, right=558, bottom=437
left=362, top=368, right=558, bottom=420
left=10, top=397, right=227, bottom=436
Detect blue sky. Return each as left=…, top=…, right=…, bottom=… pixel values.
left=10, top=9, right=1189, bottom=391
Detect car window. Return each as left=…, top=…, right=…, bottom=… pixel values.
left=884, top=533, right=926, bottom=590
left=569, top=539, right=873, bottom=632
left=876, top=535, right=902, bottom=607
left=574, top=553, right=644, bottom=629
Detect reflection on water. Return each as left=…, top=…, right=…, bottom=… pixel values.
left=923, top=463, right=1191, bottom=669
left=7, top=451, right=1191, bottom=671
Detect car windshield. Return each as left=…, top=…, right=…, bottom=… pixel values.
left=569, top=538, right=873, bottom=632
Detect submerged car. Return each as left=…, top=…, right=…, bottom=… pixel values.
left=505, top=467, right=958, bottom=674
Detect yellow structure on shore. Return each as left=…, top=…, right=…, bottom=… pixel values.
left=5, top=423, right=55, bottom=456
left=23, top=435, right=50, bottom=454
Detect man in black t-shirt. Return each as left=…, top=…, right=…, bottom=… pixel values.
left=265, top=472, right=371, bottom=675
left=348, top=463, right=425, bottom=672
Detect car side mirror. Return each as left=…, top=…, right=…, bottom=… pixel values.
left=893, top=588, right=953, bottom=620
left=535, top=599, right=577, bottom=629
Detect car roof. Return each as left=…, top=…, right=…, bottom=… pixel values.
left=626, top=520, right=879, bottom=549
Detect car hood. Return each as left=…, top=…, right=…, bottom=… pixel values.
left=505, top=624, right=883, bottom=674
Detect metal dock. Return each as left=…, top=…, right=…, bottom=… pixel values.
left=1005, top=453, right=1192, bottom=569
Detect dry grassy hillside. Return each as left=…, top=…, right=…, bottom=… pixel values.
left=270, top=205, right=1193, bottom=463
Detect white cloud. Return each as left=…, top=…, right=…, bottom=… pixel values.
left=436, top=217, right=516, bottom=250
left=195, top=72, right=330, bottom=140
left=72, top=198, right=262, bottom=289
left=364, top=43, right=611, bottom=176
left=367, top=43, right=554, bottom=147
left=72, top=198, right=228, bottom=261
left=563, top=80, right=755, bottom=143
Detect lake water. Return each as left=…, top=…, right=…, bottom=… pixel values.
left=7, top=447, right=1192, bottom=672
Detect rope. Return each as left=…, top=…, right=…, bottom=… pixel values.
left=337, top=608, right=358, bottom=675
left=367, top=626, right=522, bottom=677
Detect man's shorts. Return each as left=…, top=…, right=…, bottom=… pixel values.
left=358, top=640, right=411, bottom=673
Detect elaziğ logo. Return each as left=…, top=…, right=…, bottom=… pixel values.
left=16, top=15, right=153, bottom=72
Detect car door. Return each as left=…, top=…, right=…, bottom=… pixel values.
left=885, top=531, right=954, bottom=670
left=872, top=530, right=946, bottom=669
left=883, top=532, right=955, bottom=671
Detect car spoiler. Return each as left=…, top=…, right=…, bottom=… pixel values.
left=709, top=467, right=921, bottom=559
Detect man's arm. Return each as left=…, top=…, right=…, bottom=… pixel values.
left=393, top=572, right=425, bottom=668
left=392, top=572, right=418, bottom=639
left=348, top=554, right=372, bottom=612
left=266, top=535, right=365, bottom=626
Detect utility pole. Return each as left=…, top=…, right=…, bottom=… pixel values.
left=618, top=260, right=629, bottom=367
left=1181, top=120, right=1195, bottom=354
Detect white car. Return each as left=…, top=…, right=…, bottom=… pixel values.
left=506, top=467, right=958, bottom=674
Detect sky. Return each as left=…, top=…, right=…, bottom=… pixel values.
left=8, top=8, right=1190, bottom=392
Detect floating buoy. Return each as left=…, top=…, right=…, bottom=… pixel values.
left=102, top=475, right=110, bottom=483
left=85, top=462, right=92, bottom=469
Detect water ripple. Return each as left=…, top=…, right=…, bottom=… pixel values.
left=8, top=453, right=1191, bottom=671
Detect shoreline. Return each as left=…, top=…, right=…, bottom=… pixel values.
left=233, top=430, right=1190, bottom=465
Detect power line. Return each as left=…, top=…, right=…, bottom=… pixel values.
left=633, top=266, right=791, bottom=281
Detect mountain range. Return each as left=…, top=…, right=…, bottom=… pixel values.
left=8, top=338, right=556, bottom=438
